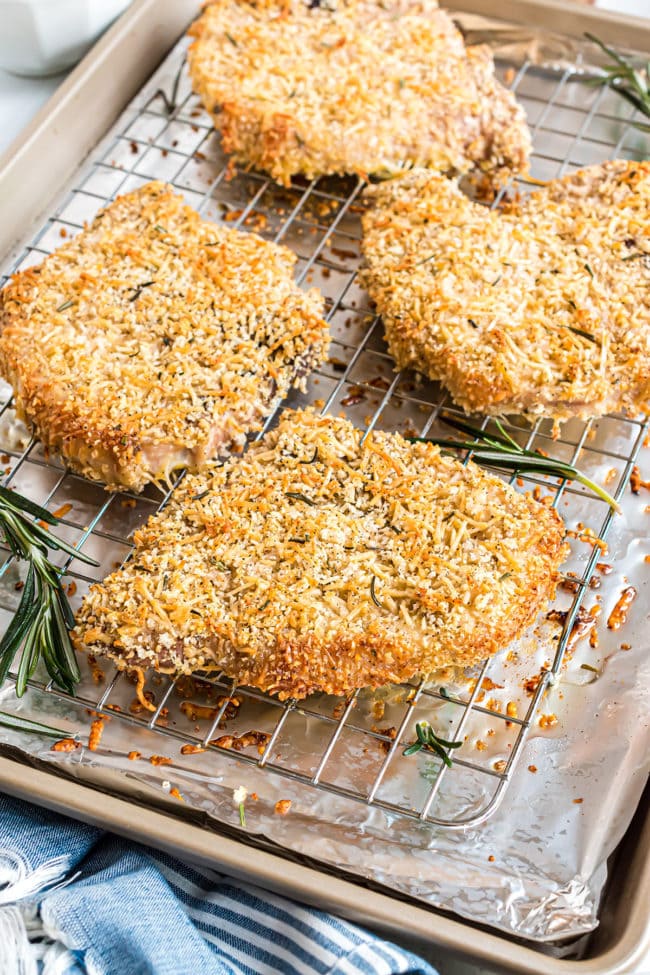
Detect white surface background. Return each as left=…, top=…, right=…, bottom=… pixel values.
left=0, top=2, right=647, bottom=973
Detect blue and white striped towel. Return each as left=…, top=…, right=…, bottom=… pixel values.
left=0, top=794, right=438, bottom=975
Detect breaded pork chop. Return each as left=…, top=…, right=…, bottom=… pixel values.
left=187, top=0, right=530, bottom=186
left=361, top=161, right=650, bottom=422
left=74, top=410, right=567, bottom=700
left=0, top=182, right=328, bottom=492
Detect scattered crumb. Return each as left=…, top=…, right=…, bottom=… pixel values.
left=51, top=503, right=72, bottom=519
left=170, top=787, right=184, bottom=801
left=150, top=755, right=173, bottom=766
left=538, top=713, right=558, bottom=729
left=528, top=764, right=537, bottom=773
left=51, top=738, right=79, bottom=752
left=488, top=854, right=496, bottom=862
left=127, top=750, right=141, bottom=761
left=275, top=799, right=292, bottom=815
left=573, top=798, right=583, bottom=804
left=372, top=699, right=385, bottom=721
left=88, top=718, right=104, bottom=752
left=180, top=743, right=206, bottom=755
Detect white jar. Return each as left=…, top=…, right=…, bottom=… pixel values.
left=0, top=0, right=132, bottom=77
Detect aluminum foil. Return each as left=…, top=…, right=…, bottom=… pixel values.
left=0, top=16, right=648, bottom=950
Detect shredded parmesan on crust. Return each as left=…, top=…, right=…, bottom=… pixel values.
left=0, top=182, right=328, bottom=492
left=73, top=409, right=567, bottom=700
left=187, top=0, right=530, bottom=185
left=360, top=161, right=650, bottom=421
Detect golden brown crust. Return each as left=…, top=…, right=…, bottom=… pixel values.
left=73, top=409, right=567, bottom=699
left=187, top=0, right=530, bottom=185
left=360, top=161, right=650, bottom=422
left=0, top=182, right=329, bottom=492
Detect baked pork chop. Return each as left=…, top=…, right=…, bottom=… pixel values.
left=74, top=410, right=567, bottom=700
left=187, top=0, right=530, bottom=186
left=361, top=161, right=650, bottom=422
left=0, top=182, right=328, bottom=492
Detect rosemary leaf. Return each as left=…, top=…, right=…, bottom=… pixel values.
left=567, top=325, right=597, bottom=343
left=370, top=575, right=384, bottom=609
left=583, top=34, right=650, bottom=133
left=285, top=491, right=316, bottom=506
left=0, top=488, right=98, bottom=697
left=403, top=720, right=463, bottom=767
left=0, top=710, right=76, bottom=738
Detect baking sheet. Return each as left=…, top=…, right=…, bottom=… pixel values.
left=0, top=18, right=648, bottom=948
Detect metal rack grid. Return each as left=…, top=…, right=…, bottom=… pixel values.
left=0, top=30, right=647, bottom=829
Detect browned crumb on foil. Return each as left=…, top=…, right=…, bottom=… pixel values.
left=74, top=409, right=567, bottom=700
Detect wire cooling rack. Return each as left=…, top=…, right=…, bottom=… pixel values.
left=0, top=28, right=647, bottom=829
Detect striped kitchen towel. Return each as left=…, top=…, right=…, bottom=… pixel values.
left=0, top=794, right=438, bottom=975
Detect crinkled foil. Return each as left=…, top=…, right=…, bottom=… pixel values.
left=0, top=17, right=648, bottom=950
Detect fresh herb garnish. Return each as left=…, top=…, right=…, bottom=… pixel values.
left=403, top=720, right=463, bottom=767
left=285, top=492, right=316, bottom=506
left=56, top=300, right=75, bottom=313
left=0, top=486, right=98, bottom=696
left=370, top=575, right=384, bottom=609
left=439, top=687, right=450, bottom=700
left=408, top=414, right=620, bottom=512
left=0, top=710, right=77, bottom=738
left=584, top=263, right=594, bottom=279
left=154, top=55, right=186, bottom=115
left=225, top=31, right=238, bottom=46
left=580, top=663, right=600, bottom=674
left=584, top=33, right=650, bottom=133
left=192, top=489, right=210, bottom=501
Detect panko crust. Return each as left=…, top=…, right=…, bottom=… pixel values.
left=74, top=409, right=567, bottom=700
left=0, top=182, right=328, bottom=492
left=360, top=161, right=650, bottom=422
left=187, top=0, right=530, bottom=186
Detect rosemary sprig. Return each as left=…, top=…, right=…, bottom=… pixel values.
left=583, top=34, right=650, bottom=133
left=408, top=414, right=620, bottom=512
left=0, top=486, right=98, bottom=696
left=403, top=720, right=463, bottom=767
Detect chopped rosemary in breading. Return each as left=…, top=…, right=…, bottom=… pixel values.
left=285, top=492, right=316, bottom=506
left=370, top=575, right=384, bottom=609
